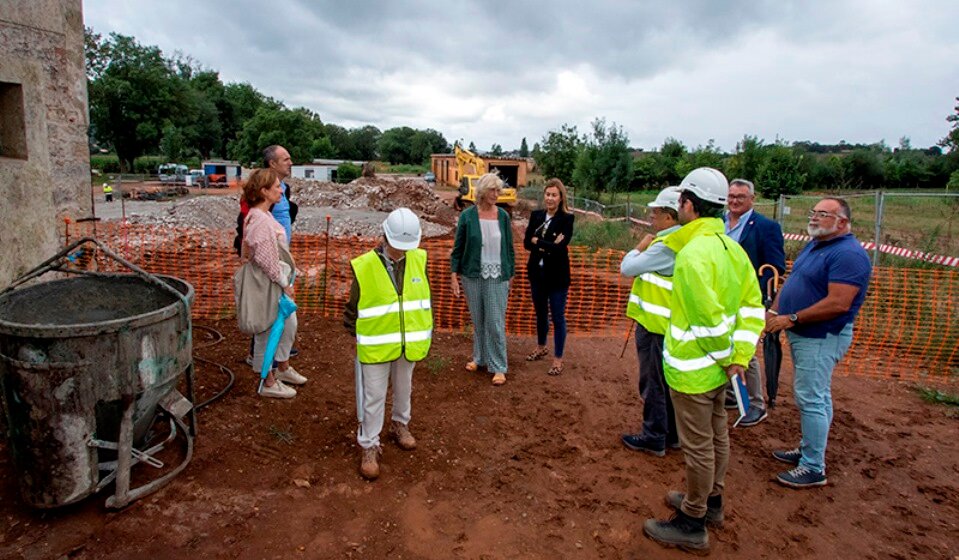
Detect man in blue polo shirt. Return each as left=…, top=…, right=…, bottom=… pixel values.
left=764, top=197, right=871, bottom=489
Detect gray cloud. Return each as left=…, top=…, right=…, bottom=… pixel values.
left=85, top=0, right=959, bottom=151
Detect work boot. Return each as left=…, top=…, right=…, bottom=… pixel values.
left=665, top=491, right=724, bottom=527
left=359, top=446, right=381, bottom=480
left=390, top=421, right=417, bottom=450
left=644, top=509, right=709, bottom=552
left=621, top=434, right=666, bottom=457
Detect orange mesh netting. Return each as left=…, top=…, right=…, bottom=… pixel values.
left=61, top=221, right=958, bottom=383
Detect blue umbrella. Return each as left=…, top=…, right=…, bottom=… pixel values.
left=258, top=289, right=298, bottom=393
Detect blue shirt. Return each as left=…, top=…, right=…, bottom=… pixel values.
left=723, top=209, right=753, bottom=243
left=271, top=182, right=292, bottom=243
left=778, top=233, right=872, bottom=338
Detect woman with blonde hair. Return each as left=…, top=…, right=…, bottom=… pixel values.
left=523, top=178, right=574, bottom=375
left=239, top=168, right=306, bottom=398
left=450, top=173, right=515, bottom=386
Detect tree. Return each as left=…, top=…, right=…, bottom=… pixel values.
left=336, top=162, right=362, bottom=183
left=468, top=141, right=477, bottom=152
left=842, top=149, right=885, bottom=189
left=538, top=124, right=583, bottom=186
left=724, top=135, right=766, bottom=182
left=941, top=97, right=959, bottom=151
left=160, top=124, right=187, bottom=161
left=377, top=127, right=416, bottom=164
left=349, top=126, right=381, bottom=160
left=572, top=118, right=632, bottom=195
left=676, top=139, right=725, bottom=179
left=410, top=129, right=449, bottom=164
left=519, top=137, right=529, bottom=158
left=756, top=144, right=807, bottom=198
left=87, top=33, right=182, bottom=171
left=489, top=143, right=504, bottom=156
left=229, top=106, right=324, bottom=165
left=658, top=138, right=687, bottom=185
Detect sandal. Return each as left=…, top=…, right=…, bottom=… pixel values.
left=547, top=363, right=564, bottom=376
left=465, top=361, right=479, bottom=372
left=526, top=347, right=549, bottom=361
left=491, top=373, right=506, bottom=386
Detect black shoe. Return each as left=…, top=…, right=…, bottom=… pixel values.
left=621, top=434, right=666, bottom=457
left=665, top=491, right=723, bottom=527
left=289, top=347, right=299, bottom=358
left=724, top=395, right=738, bottom=410
left=737, top=406, right=768, bottom=428
left=667, top=440, right=682, bottom=450
left=644, top=509, right=709, bottom=552
left=777, top=465, right=827, bottom=489
left=772, top=448, right=801, bottom=465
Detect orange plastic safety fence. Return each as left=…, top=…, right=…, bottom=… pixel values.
left=60, top=221, right=958, bottom=383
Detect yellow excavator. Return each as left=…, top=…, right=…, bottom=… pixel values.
left=453, top=143, right=517, bottom=210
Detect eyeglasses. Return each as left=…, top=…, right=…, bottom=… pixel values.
left=727, top=194, right=752, bottom=201
left=807, top=210, right=844, bottom=219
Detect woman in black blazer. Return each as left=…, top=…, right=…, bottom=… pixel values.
left=523, top=178, right=575, bottom=375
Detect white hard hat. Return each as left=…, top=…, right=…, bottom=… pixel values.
left=383, top=207, right=421, bottom=251
left=647, top=186, right=682, bottom=211
left=679, top=167, right=729, bottom=205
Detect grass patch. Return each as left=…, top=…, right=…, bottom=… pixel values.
left=386, top=164, right=429, bottom=174
left=571, top=219, right=645, bottom=252
left=424, top=355, right=451, bottom=375
left=269, top=424, right=295, bottom=444
left=913, top=385, right=959, bottom=407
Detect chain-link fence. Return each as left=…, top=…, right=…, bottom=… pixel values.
left=776, top=192, right=959, bottom=268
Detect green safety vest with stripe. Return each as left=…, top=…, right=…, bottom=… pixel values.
left=625, top=231, right=674, bottom=335
left=351, top=248, right=433, bottom=364
left=661, top=218, right=765, bottom=394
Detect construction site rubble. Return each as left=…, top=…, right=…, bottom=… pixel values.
left=120, top=175, right=457, bottom=238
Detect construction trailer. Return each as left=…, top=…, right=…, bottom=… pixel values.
left=201, top=160, right=241, bottom=186
left=291, top=159, right=366, bottom=182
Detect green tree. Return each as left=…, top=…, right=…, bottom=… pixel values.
left=336, top=162, right=362, bottom=183
left=410, top=129, right=449, bottom=164
left=160, top=124, right=187, bottom=161
left=842, top=148, right=885, bottom=189
left=349, top=126, right=381, bottom=160
left=468, top=141, right=477, bottom=152
left=311, top=136, right=336, bottom=159
left=756, top=144, right=807, bottom=197
left=658, top=138, right=687, bottom=185
left=676, top=140, right=725, bottom=179
left=538, top=123, right=583, bottom=185
left=489, top=143, right=504, bottom=156
left=572, top=118, right=632, bottom=195
left=378, top=127, right=416, bottom=164
left=519, top=137, right=529, bottom=157
left=87, top=33, right=182, bottom=171
left=941, top=97, right=959, bottom=151
left=229, top=106, right=324, bottom=165
left=724, top=135, right=766, bottom=181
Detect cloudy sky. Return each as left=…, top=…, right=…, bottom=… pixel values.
left=84, top=0, right=959, bottom=153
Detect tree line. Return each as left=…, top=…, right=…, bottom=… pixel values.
left=534, top=111, right=959, bottom=199
left=85, top=29, right=449, bottom=172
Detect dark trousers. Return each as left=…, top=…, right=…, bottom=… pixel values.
left=635, top=322, right=678, bottom=446
left=529, top=275, right=568, bottom=358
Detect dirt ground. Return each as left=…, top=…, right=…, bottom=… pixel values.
left=0, top=315, right=956, bottom=559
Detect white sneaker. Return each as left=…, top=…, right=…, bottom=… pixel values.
left=259, top=380, right=296, bottom=399
left=277, top=366, right=307, bottom=386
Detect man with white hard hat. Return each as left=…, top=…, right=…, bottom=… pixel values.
left=344, top=207, right=433, bottom=480
left=620, top=186, right=683, bottom=458
left=644, top=168, right=764, bottom=552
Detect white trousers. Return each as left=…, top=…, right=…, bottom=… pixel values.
left=356, top=356, right=414, bottom=449
left=252, top=312, right=297, bottom=373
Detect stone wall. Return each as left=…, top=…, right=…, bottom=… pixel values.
left=0, top=1, right=90, bottom=288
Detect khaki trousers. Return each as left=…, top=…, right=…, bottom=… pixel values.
left=670, top=384, right=729, bottom=519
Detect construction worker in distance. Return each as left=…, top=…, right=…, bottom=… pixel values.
left=643, top=167, right=764, bottom=553
left=344, top=207, right=433, bottom=480
left=102, top=182, right=113, bottom=202
left=620, top=186, right=683, bottom=457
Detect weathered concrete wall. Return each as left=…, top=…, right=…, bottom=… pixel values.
left=0, top=1, right=90, bottom=288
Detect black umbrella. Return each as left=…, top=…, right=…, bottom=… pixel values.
left=758, top=265, right=783, bottom=408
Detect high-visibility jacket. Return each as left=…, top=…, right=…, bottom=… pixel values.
left=662, top=218, right=764, bottom=394
left=625, top=230, right=674, bottom=335
left=102, top=184, right=113, bottom=194
left=351, top=248, right=432, bottom=364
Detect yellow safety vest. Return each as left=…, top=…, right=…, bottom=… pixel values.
left=625, top=231, right=673, bottom=335
left=103, top=184, right=113, bottom=194
left=352, top=248, right=432, bottom=364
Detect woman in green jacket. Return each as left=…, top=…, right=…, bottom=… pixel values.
left=450, top=173, right=515, bottom=386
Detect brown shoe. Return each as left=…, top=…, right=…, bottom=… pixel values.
left=359, top=446, right=381, bottom=480
left=390, top=420, right=417, bottom=450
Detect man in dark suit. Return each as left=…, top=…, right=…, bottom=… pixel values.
left=724, top=178, right=785, bottom=427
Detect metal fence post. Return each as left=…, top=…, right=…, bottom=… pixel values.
left=776, top=193, right=786, bottom=224
left=873, top=190, right=884, bottom=266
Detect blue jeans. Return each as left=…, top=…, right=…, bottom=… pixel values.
left=787, top=323, right=854, bottom=474
left=529, top=281, right=568, bottom=358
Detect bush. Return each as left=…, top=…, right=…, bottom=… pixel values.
left=90, top=154, right=121, bottom=173
left=336, top=162, right=361, bottom=183
left=570, top=219, right=644, bottom=252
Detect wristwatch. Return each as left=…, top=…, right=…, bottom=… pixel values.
left=788, top=313, right=799, bottom=324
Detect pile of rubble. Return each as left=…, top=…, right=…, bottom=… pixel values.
left=119, top=175, right=458, bottom=239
